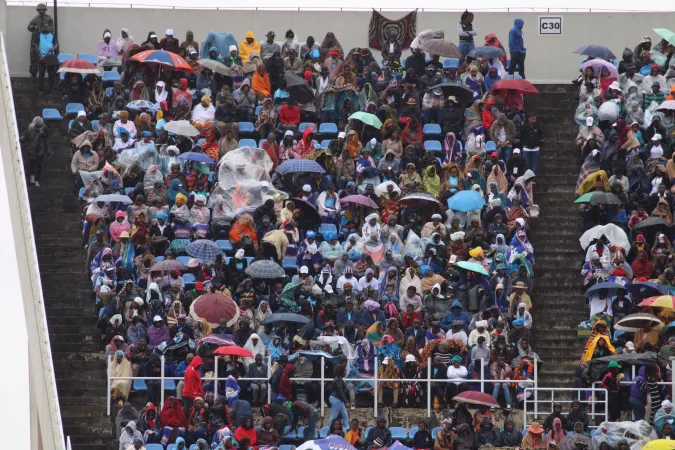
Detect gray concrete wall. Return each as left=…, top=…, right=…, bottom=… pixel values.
left=6, top=6, right=675, bottom=82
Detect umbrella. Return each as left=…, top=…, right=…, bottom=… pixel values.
left=276, top=159, right=325, bottom=175
left=339, top=194, right=379, bottom=209
left=574, top=191, right=622, bottom=206
left=245, top=260, right=286, bottom=279
left=389, top=442, right=414, bottom=450
left=489, top=78, right=539, bottom=94
left=198, top=335, right=235, bottom=347
left=411, top=29, right=445, bottom=49
left=94, top=193, right=133, bottom=204
left=126, top=100, right=159, bottom=112
left=197, top=58, right=233, bottom=76
left=644, top=440, right=675, bottom=450
left=374, top=181, right=401, bottom=197
left=614, top=313, right=663, bottom=332
left=558, top=434, right=592, bottom=450
left=149, top=259, right=187, bottom=272
left=57, top=58, right=100, bottom=74
left=297, top=436, right=358, bottom=450
left=285, top=72, right=315, bottom=104
left=578, top=224, right=630, bottom=251
left=657, top=100, right=675, bottom=111
left=348, top=111, right=383, bottom=129
left=178, top=152, right=217, bottom=164
left=130, top=50, right=194, bottom=73
left=291, top=198, right=321, bottom=230
left=586, top=351, right=658, bottom=381
left=452, top=391, right=500, bottom=408
left=163, top=120, right=200, bottom=137
left=468, top=46, right=505, bottom=59
left=633, top=216, right=670, bottom=233
left=213, top=346, right=253, bottom=358
left=261, top=312, right=310, bottom=326
left=400, top=193, right=441, bottom=208
left=427, top=82, right=475, bottom=104
left=189, top=293, right=240, bottom=327
left=573, top=45, right=617, bottom=60
left=418, top=39, right=462, bottom=58
left=584, top=281, right=628, bottom=297
left=638, top=295, right=675, bottom=310
left=186, top=239, right=222, bottom=260
left=447, top=190, right=485, bottom=212
left=629, top=281, right=670, bottom=296
left=581, top=59, right=619, bottom=78
left=455, top=261, right=489, bottom=276
left=171, top=238, right=191, bottom=254
left=654, top=29, right=675, bottom=47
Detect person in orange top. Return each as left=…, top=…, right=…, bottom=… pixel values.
left=297, top=127, right=317, bottom=158
left=667, top=86, right=675, bottom=100
left=252, top=65, right=272, bottom=99
left=201, top=131, right=220, bottom=162
left=482, top=99, right=497, bottom=129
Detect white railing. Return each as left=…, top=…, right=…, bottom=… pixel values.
left=523, top=387, right=608, bottom=429
left=108, top=355, right=536, bottom=421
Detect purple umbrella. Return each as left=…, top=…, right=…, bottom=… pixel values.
left=339, top=194, right=379, bottom=209
left=581, top=59, right=619, bottom=78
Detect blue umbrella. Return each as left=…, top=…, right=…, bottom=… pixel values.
left=468, top=46, right=505, bottom=59
left=126, top=100, right=159, bottom=111
left=628, top=281, right=669, bottom=296
left=585, top=281, right=628, bottom=297
left=178, top=152, right=216, bottom=164
left=573, top=45, right=616, bottom=60
left=186, top=239, right=222, bottom=260
left=447, top=190, right=486, bottom=212
left=276, top=159, right=326, bottom=175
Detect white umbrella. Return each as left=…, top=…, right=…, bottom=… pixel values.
left=197, top=58, right=233, bottom=76
left=598, top=101, right=619, bottom=122
left=579, top=224, right=629, bottom=252
left=657, top=100, right=675, bottom=111
left=411, top=29, right=444, bottom=49
left=163, top=120, right=200, bottom=137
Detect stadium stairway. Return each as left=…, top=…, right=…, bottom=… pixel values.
left=526, top=85, right=587, bottom=390
left=11, top=78, right=115, bottom=450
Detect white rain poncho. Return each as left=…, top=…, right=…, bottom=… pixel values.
left=143, top=165, right=164, bottom=192
left=80, top=169, right=104, bottom=202
left=575, top=100, right=599, bottom=129
left=218, top=147, right=274, bottom=174
left=579, top=224, right=630, bottom=252
left=598, top=101, right=620, bottom=122
left=591, top=420, right=657, bottom=450
left=401, top=230, right=424, bottom=261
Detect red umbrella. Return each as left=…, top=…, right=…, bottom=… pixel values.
left=213, top=346, right=253, bottom=358
left=452, top=391, right=500, bottom=408
left=339, top=194, right=379, bottom=209
left=57, top=58, right=100, bottom=74
left=189, top=294, right=240, bottom=328
left=489, top=78, right=539, bottom=94
left=130, top=50, right=194, bottom=74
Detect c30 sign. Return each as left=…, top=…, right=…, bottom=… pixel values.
left=539, top=16, right=563, bottom=35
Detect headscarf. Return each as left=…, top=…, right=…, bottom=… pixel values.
left=154, top=81, right=168, bottom=105
left=399, top=267, right=422, bottom=299
left=444, top=132, right=460, bottom=164
left=346, top=130, right=361, bottom=158
left=487, top=165, right=508, bottom=194
left=116, top=28, right=135, bottom=54
left=423, top=166, right=442, bottom=198
left=242, top=333, right=265, bottom=366
left=320, top=32, right=344, bottom=60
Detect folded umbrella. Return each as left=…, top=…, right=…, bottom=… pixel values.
left=186, top=239, right=222, bottom=260
left=573, top=45, right=617, bottom=60
left=339, top=194, right=379, bottom=209
left=197, top=58, right=233, bottom=76
left=418, top=39, right=462, bottom=58
left=163, top=120, right=200, bottom=137
left=245, top=260, right=286, bottom=279
left=468, top=46, right=505, bottom=59
left=428, top=82, right=475, bottom=104
left=447, top=190, right=485, bottom=212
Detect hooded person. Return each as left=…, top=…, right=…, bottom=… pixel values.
left=115, top=402, right=140, bottom=438
left=242, top=333, right=265, bottom=366
left=118, top=420, right=142, bottom=450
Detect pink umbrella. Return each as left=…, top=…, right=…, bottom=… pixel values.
left=452, top=391, right=500, bottom=408
left=339, top=194, right=379, bottom=209
left=189, top=294, right=240, bottom=327
left=581, top=59, right=619, bottom=78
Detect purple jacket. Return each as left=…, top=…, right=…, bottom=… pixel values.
left=630, top=366, right=647, bottom=401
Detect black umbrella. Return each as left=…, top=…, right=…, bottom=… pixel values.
left=586, top=351, right=658, bottom=382
left=588, top=191, right=622, bottom=206
left=573, top=45, right=617, bottom=61
left=633, top=216, right=670, bottom=236
left=468, top=46, right=505, bottom=59
left=291, top=197, right=321, bottom=230
left=428, top=82, right=474, bottom=105
left=261, top=313, right=311, bottom=326
left=285, top=72, right=315, bottom=104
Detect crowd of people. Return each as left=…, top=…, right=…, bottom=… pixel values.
left=20, top=6, right=561, bottom=450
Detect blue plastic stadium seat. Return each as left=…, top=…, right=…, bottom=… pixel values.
left=78, top=187, right=85, bottom=200
left=42, top=108, right=63, bottom=121
left=176, top=256, right=191, bottom=266
left=255, top=105, right=263, bottom=116
left=423, top=123, right=441, bottom=137
left=238, top=121, right=255, bottom=134
left=365, top=427, right=374, bottom=439
left=58, top=53, right=75, bottom=64
left=245, top=256, right=254, bottom=264
left=124, top=187, right=135, bottom=196
left=78, top=53, right=97, bottom=64
left=401, top=58, right=407, bottom=67
left=105, top=86, right=113, bottom=97
left=164, top=379, right=176, bottom=391
left=298, top=427, right=318, bottom=439
left=91, top=120, right=100, bottom=129
left=443, top=58, right=460, bottom=69
left=485, top=141, right=497, bottom=151
left=239, top=138, right=258, bottom=148
left=409, top=426, right=419, bottom=438
left=319, top=426, right=330, bottom=438
left=148, top=445, right=165, bottom=450
left=102, top=71, right=120, bottom=83
left=424, top=140, right=442, bottom=152
left=282, top=256, right=297, bottom=272
left=283, top=425, right=296, bottom=439
left=68, top=119, right=75, bottom=129
left=279, top=446, right=295, bottom=450
left=390, top=427, right=408, bottom=441
left=298, top=122, right=316, bottom=134
left=65, top=103, right=85, bottom=117
left=216, top=240, right=233, bottom=253
left=432, top=427, right=441, bottom=438
left=319, top=223, right=337, bottom=236
left=183, top=273, right=196, bottom=286
left=133, top=379, right=148, bottom=391
left=320, top=139, right=331, bottom=149
left=155, top=256, right=165, bottom=262
left=259, top=139, right=267, bottom=148
left=319, top=122, right=338, bottom=137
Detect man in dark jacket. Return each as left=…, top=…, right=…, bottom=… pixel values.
left=519, top=115, right=543, bottom=172
left=565, top=400, right=590, bottom=431
left=405, top=48, right=427, bottom=77
left=367, top=416, right=393, bottom=449
left=506, top=149, right=527, bottom=183
left=404, top=317, right=426, bottom=349
left=269, top=354, right=289, bottom=401
left=288, top=400, right=319, bottom=440
left=337, top=300, right=361, bottom=327
left=247, top=354, right=268, bottom=406
left=543, top=403, right=564, bottom=432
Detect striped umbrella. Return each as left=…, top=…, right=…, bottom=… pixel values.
left=639, top=295, right=675, bottom=310
left=186, top=239, right=222, bottom=260
left=57, top=58, right=100, bottom=74
left=130, top=50, right=194, bottom=74
left=276, top=159, right=325, bottom=175
left=245, top=260, right=286, bottom=279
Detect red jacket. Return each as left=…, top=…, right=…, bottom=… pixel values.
left=278, top=105, right=300, bottom=125
left=234, top=425, right=258, bottom=450
left=182, top=355, right=203, bottom=400
left=278, top=364, right=296, bottom=399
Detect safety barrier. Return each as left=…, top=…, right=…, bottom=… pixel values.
left=523, top=387, right=609, bottom=430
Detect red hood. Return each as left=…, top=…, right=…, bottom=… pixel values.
left=189, top=355, right=203, bottom=369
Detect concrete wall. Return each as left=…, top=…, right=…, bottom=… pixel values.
left=5, top=6, right=675, bottom=82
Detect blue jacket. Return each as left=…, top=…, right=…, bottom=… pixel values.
left=440, top=300, right=472, bottom=330
left=509, top=19, right=526, bottom=54
left=336, top=307, right=361, bottom=328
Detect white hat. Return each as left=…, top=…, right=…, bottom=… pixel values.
left=235, top=249, right=245, bottom=259
left=284, top=130, right=294, bottom=137
left=512, top=148, right=521, bottom=154
left=303, top=184, right=311, bottom=193
left=370, top=137, right=377, bottom=147
left=405, top=354, right=417, bottom=363
left=77, top=110, right=86, bottom=118
left=586, top=117, right=594, bottom=126
left=188, top=46, right=198, bottom=55
left=153, top=315, right=163, bottom=323
left=150, top=33, right=157, bottom=39
left=515, top=218, right=526, bottom=227
left=609, top=81, right=621, bottom=91
left=103, top=31, right=112, bottom=38
left=324, top=285, right=334, bottom=294
left=166, top=28, right=174, bottom=35
left=625, top=341, right=635, bottom=350
left=653, top=134, right=662, bottom=141
left=476, top=320, right=488, bottom=328
left=300, top=265, right=309, bottom=274
left=229, top=45, right=237, bottom=53
left=188, top=258, right=199, bottom=268
left=496, top=283, right=504, bottom=289
left=338, top=131, right=346, bottom=139
left=134, top=297, right=144, bottom=306
left=591, top=149, right=600, bottom=157
left=382, top=357, right=390, bottom=365
left=431, top=214, right=442, bottom=220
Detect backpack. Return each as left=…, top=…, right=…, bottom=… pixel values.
left=384, top=301, right=398, bottom=319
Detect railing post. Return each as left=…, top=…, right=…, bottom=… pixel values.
left=480, top=358, right=484, bottom=393
left=106, top=355, right=111, bottom=416
left=160, top=355, right=165, bottom=411
left=373, top=356, right=378, bottom=418
left=320, top=357, right=325, bottom=418
left=591, top=383, right=596, bottom=421
left=214, top=356, right=219, bottom=398
left=267, top=354, right=272, bottom=404
left=533, top=361, right=538, bottom=419
left=427, top=357, right=431, bottom=418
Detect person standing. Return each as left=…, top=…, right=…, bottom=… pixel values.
left=20, top=116, right=51, bottom=187
left=27, top=3, right=53, bottom=78
left=35, top=22, right=58, bottom=93
left=508, top=18, right=526, bottom=78
left=182, top=355, right=203, bottom=420
left=457, top=10, right=477, bottom=63
left=520, top=114, right=543, bottom=172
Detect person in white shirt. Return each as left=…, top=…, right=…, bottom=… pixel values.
left=448, top=321, right=468, bottom=345
left=468, top=320, right=491, bottom=348
left=191, top=95, right=215, bottom=123
left=357, top=268, right=379, bottom=297
left=336, top=266, right=357, bottom=294
left=446, top=355, right=469, bottom=396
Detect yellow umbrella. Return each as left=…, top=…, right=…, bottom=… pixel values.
left=639, top=295, right=675, bottom=310
left=644, top=440, right=675, bottom=450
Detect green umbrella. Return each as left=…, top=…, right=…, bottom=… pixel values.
left=654, top=28, right=675, bottom=46
left=574, top=192, right=594, bottom=204
left=455, top=260, right=489, bottom=276
left=348, top=111, right=383, bottom=129
left=573, top=191, right=622, bottom=206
